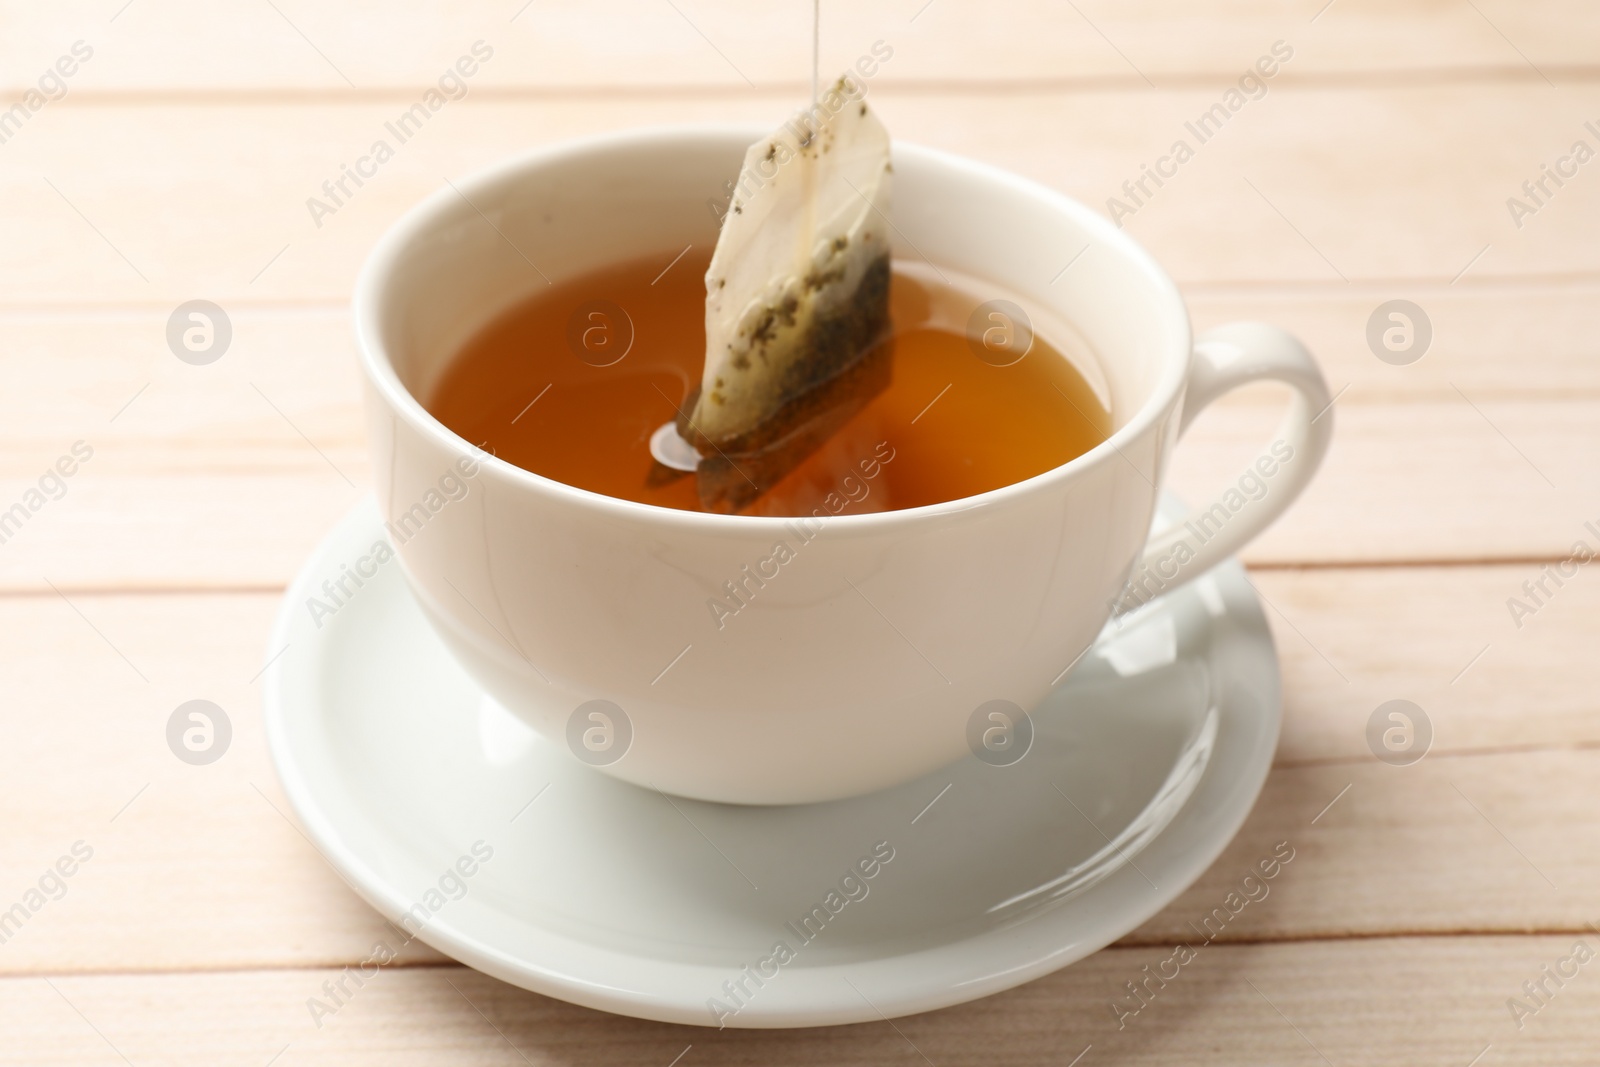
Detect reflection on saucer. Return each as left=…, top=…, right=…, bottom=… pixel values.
left=476, top=694, right=537, bottom=767
left=264, top=496, right=1280, bottom=1028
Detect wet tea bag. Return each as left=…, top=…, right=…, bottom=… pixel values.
left=678, top=76, right=894, bottom=512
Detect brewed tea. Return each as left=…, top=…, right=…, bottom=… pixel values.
left=427, top=249, right=1110, bottom=517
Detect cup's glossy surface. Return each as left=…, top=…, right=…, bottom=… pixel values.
left=354, top=126, right=1326, bottom=804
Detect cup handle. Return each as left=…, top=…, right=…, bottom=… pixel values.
left=1115, top=322, right=1333, bottom=613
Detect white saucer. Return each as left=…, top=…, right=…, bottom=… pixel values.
left=263, top=498, right=1279, bottom=1028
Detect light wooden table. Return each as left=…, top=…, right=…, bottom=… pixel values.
left=3, top=1, right=1598, bottom=1063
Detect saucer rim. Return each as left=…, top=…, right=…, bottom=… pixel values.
left=263, top=498, right=1280, bottom=1028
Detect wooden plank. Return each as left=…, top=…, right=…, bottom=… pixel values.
left=2, top=85, right=1598, bottom=308
left=0, top=309, right=369, bottom=592
left=1187, top=279, right=1600, bottom=402
left=2, top=390, right=1595, bottom=588
left=5, top=0, right=1598, bottom=95
left=1166, top=397, right=1600, bottom=565
left=1127, top=748, right=1600, bottom=945
left=1255, top=565, right=1600, bottom=765
left=1, top=272, right=1598, bottom=590
left=0, top=593, right=443, bottom=976
left=0, top=589, right=1595, bottom=975
left=8, top=278, right=1596, bottom=445
left=2, top=938, right=1597, bottom=1064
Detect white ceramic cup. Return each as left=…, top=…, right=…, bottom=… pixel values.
left=355, top=126, right=1331, bottom=805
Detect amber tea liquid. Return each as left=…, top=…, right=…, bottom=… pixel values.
left=427, top=250, right=1110, bottom=516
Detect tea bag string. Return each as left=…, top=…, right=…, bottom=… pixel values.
left=806, top=0, right=820, bottom=246
left=811, top=0, right=819, bottom=104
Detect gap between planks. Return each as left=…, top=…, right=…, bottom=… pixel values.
left=1, top=929, right=1587, bottom=983
left=0, top=556, right=1584, bottom=601
left=0, top=583, right=291, bottom=599
left=26, top=64, right=1600, bottom=109
left=1276, top=738, right=1600, bottom=771
left=2, top=273, right=1598, bottom=318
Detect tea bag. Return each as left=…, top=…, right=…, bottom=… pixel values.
left=679, top=76, right=894, bottom=513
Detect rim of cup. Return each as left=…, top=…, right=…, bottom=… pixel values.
left=353, top=123, right=1193, bottom=533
